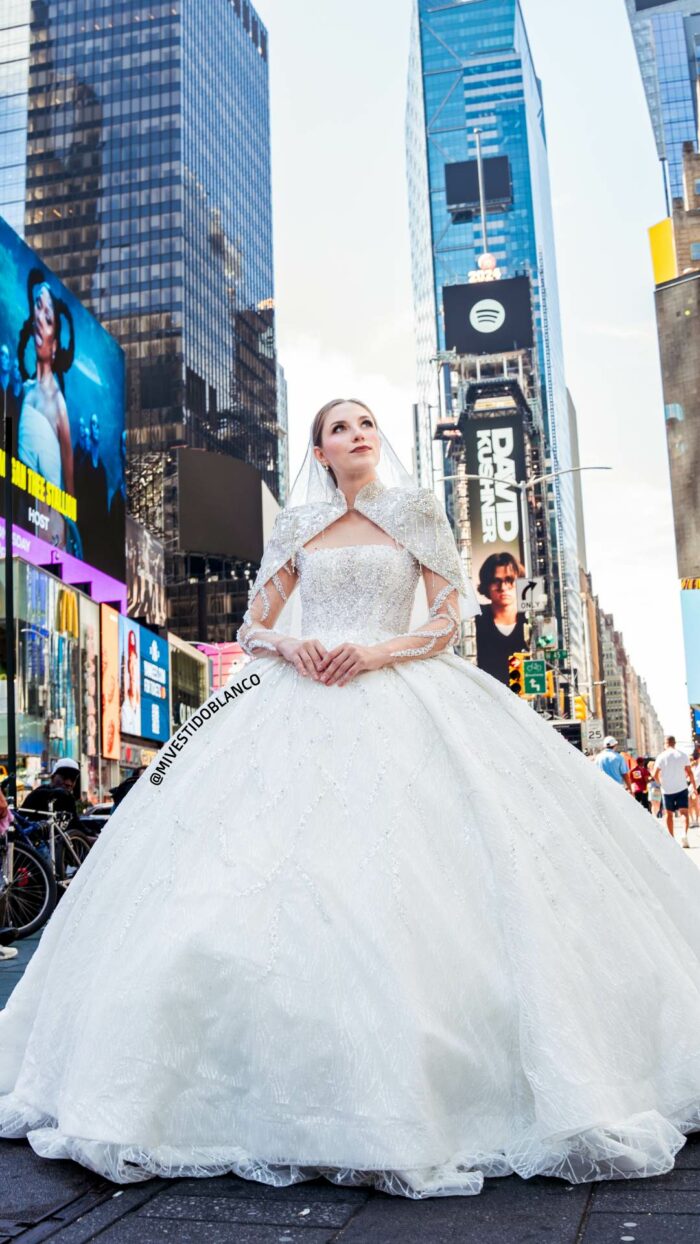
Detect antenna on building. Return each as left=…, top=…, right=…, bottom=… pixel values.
left=474, top=128, right=489, bottom=257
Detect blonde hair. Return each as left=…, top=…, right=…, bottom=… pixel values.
left=311, top=399, right=377, bottom=489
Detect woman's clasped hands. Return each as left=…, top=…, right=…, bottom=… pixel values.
left=276, top=637, right=386, bottom=686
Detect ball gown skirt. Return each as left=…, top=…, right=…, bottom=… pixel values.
left=1, top=545, right=700, bottom=1199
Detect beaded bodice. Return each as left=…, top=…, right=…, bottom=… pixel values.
left=297, top=544, right=421, bottom=646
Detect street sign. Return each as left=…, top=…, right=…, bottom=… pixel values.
left=552, top=648, right=568, bottom=661
left=516, top=577, right=548, bottom=614
left=554, top=721, right=583, bottom=751
left=523, top=658, right=547, bottom=695
left=583, top=718, right=605, bottom=748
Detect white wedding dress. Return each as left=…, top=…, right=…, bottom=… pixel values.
left=2, top=541, right=700, bottom=1199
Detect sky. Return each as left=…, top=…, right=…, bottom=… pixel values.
left=256, top=0, right=687, bottom=735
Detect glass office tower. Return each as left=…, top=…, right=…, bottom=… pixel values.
left=2, top=0, right=278, bottom=639
left=0, top=1, right=30, bottom=235
left=406, top=0, right=584, bottom=674
left=626, top=0, right=700, bottom=201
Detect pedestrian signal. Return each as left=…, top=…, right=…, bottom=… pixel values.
left=574, top=695, right=587, bottom=721
left=508, top=652, right=527, bottom=697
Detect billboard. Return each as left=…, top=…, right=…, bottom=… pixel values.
left=118, top=615, right=170, bottom=743
left=443, top=276, right=534, bottom=356
left=100, top=604, right=121, bottom=760
left=119, top=616, right=142, bottom=738
left=655, top=274, right=700, bottom=577
left=463, top=415, right=528, bottom=686
left=0, top=216, right=126, bottom=580
left=126, top=515, right=166, bottom=627
left=140, top=629, right=170, bottom=743
left=177, top=448, right=264, bottom=560
left=445, top=156, right=512, bottom=213
left=681, top=582, right=700, bottom=706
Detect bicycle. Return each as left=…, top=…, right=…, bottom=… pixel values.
left=19, top=807, right=96, bottom=893
left=0, top=815, right=57, bottom=938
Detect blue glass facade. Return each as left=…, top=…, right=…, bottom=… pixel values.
left=406, top=0, right=585, bottom=672
left=0, top=0, right=277, bottom=642
left=0, top=1, right=29, bottom=236
left=627, top=1, right=700, bottom=200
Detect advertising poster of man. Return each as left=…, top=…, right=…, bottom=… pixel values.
left=0, top=218, right=126, bottom=581
left=462, top=415, right=528, bottom=686
left=119, top=617, right=142, bottom=738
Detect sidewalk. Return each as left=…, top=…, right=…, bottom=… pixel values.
left=1, top=1135, right=699, bottom=1242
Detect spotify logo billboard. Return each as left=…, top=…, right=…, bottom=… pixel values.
left=442, top=276, right=534, bottom=356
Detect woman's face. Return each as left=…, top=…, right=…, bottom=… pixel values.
left=32, top=283, right=57, bottom=364
left=315, top=403, right=380, bottom=480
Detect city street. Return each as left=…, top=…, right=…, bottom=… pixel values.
left=2, top=823, right=699, bottom=1244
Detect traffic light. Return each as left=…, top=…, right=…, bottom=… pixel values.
left=574, top=695, right=587, bottom=721
left=508, top=652, right=527, bottom=696
left=545, top=670, right=555, bottom=699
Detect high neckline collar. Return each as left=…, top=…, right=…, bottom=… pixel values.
left=332, top=477, right=387, bottom=510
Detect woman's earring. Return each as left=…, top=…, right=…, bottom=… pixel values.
left=323, top=463, right=330, bottom=471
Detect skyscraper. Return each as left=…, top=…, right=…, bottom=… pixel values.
left=626, top=0, right=700, bottom=202
left=0, top=1, right=29, bottom=235
left=406, top=0, right=585, bottom=681
left=1, top=0, right=279, bottom=641
left=628, top=3, right=700, bottom=734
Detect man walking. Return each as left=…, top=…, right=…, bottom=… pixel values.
left=651, top=736, right=698, bottom=848
left=594, top=737, right=631, bottom=791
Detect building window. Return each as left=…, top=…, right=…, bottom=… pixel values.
left=691, top=242, right=700, bottom=260
left=695, top=178, right=700, bottom=197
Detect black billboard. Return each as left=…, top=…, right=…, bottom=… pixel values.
left=443, top=276, right=534, bottom=356
left=177, top=448, right=264, bottom=561
left=445, top=156, right=512, bottom=212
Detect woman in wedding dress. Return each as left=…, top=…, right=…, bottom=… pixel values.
left=2, top=399, right=700, bottom=1200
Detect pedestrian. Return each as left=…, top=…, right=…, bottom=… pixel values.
left=594, top=737, right=632, bottom=790
left=651, top=736, right=698, bottom=848
left=649, top=774, right=663, bottom=819
left=20, top=759, right=82, bottom=832
left=629, top=756, right=651, bottom=811
left=690, top=751, right=700, bottom=830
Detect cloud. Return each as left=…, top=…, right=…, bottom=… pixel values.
left=278, top=333, right=418, bottom=483
left=579, top=321, right=656, bottom=344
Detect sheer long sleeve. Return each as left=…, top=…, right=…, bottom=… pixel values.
left=236, top=560, right=298, bottom=658
left=379, top=567, right=461, bottom=665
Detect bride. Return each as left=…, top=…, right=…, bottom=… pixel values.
left=2, top=398, right=700, bottom=1200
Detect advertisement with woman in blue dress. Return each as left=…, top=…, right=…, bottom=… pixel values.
left=0, top=216, right=126, bottom=583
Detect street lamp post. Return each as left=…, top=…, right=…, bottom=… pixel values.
left=436, top=466, right=611, bottom=579
left=2, top=385, right=17, bottom=803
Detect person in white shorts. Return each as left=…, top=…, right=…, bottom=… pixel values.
left=651, top=736, right=698, bottom=847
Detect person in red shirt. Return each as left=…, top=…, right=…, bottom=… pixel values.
left=629, top=756, right=651, bottom=811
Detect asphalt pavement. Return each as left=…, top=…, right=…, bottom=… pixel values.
left=2, top=820, right=700, bottom=1242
